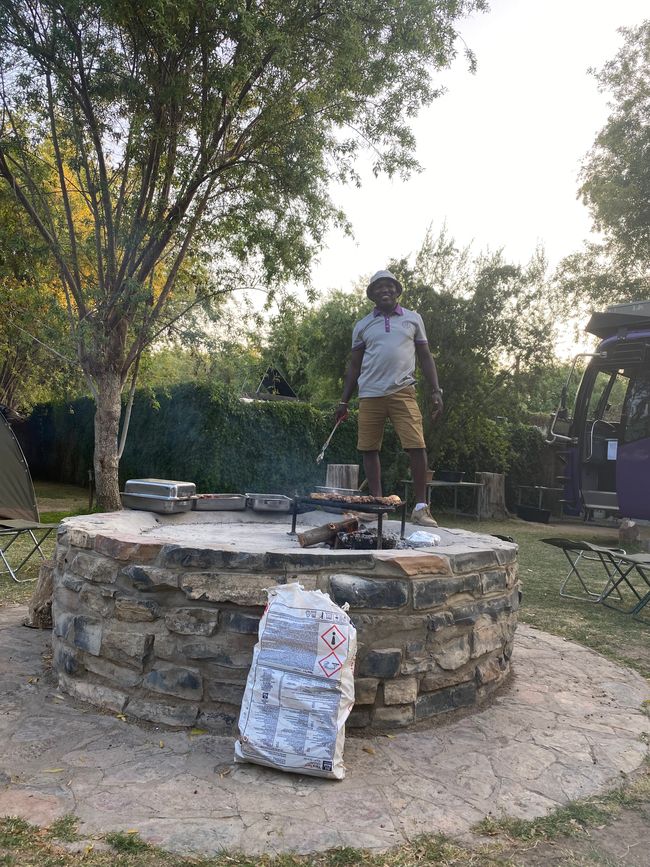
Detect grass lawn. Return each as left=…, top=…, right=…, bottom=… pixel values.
left=0, top=496, right=648, bottom=866
left=33, top=480, right=92, bottom=514
left=0, top=482, right=90, bottom=606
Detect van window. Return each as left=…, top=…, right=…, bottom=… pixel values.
left=602, top=373, right=628, bottom=424
left=623, top=374, right=650, bottom=444
left=586, top=369, right=627, bottom=424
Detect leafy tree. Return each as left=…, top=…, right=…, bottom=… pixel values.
left=390, top=227, right=563, bottom=466
left=512, top=359, right=583, bottom=416
left=0, top=184, right=81, bottom=411
left=0, top=0, right=483, bottom=508
left=560, top=21, right=650, bottom=310
left=554, top=242, right=647, bottom=310
left=262, top=289, right=366, bottom=404
left=136, top=340, right=263, bottom=396
left=580, top=21, right=650, bottom=272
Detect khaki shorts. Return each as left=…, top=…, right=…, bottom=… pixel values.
left=357, top=386, right=426, bottom=451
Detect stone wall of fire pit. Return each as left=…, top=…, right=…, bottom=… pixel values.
left=51, top=512, right=519, bottom=732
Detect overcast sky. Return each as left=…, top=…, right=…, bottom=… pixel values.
left=309, top=0, right=648, bottom=295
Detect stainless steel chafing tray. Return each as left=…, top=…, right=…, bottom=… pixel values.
left=120, top=492, right=193, bottom=513
left=124, top=478, right=196, bottom=498
left=245, top=493, right=293, bottom=513
left=192, top=494, right=247, bottom=511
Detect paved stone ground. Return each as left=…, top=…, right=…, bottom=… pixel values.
left=0, top=604, right=648, bottom=858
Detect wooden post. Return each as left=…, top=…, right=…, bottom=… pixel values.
left=476, top=472, right=508, bottom=520
left=326, top=464, right=359, bottom=490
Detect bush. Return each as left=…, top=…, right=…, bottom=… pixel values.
left=18, top=384, right=550, bottom=500
left=19, top=384, right=401, bottom=495
left=432, top=413, right=511, bottom=476
left=120, top=383, right=371, bottom=494
left=428, top=416, right=552, bottom=508
left=506, top=423, right=548, bottom=485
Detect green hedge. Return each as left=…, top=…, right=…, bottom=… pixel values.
left=504, top=423, right=559, bottom=510
left=19, top=383, right=550, bottom=500
left=20, top=398, right=95, bottom=487
left=20, top=383, right=405, bottom=495
left=121, top=383, right=374, bottom=494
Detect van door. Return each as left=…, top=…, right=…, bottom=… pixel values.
left=618, top=371, right=650, bottom=520
left=579, top=368, right=627, bottom=514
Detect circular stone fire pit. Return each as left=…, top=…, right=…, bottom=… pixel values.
left=51, top=510, right=519, bottom=732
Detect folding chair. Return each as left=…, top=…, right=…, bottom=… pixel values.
left=0, top=519, right=58, bottom=583
left=598, top=552, right=650, bottom=621
left=0, top=406, right=58, bottom=582
left=541, top=538, right=626, bottom=603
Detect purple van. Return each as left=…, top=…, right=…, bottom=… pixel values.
left=548, top=300, right=650, bottom=521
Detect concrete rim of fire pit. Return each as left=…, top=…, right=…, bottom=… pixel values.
left=56, top=507, right=518, bottom=557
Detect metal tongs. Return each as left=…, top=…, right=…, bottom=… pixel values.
left=316, top=419, right=342, bottom=464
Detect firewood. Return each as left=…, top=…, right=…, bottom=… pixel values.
left=297, top=518, right=359, bottom=547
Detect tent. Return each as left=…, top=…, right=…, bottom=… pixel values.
left=0, top=407, right=39, bottom=522
left=256, top=366, right=298, bottom=399
left=0, top=408, right=56, bottom=582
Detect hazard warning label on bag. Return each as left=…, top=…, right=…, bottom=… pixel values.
left=318, top=651, right=343, bottom=678
left=252, top=597, right=350, bottom=679
left=320, top=624, right=346, bottom=652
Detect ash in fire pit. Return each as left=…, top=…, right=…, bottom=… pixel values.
left=336, top=528, right=399, bottom=550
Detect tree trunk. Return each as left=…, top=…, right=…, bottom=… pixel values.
left=94, top=371, right=123, bottom=511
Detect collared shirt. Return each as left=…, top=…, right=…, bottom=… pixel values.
left=351, top=305, right=428, bottom=398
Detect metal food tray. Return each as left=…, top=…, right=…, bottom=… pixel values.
left=124, top=478, right=196, bottom=498
left=192, top=494, right=247, bottom=511
left=120, top=492, right=193, bottom=514
left=245, top=493, right=293, bottom=513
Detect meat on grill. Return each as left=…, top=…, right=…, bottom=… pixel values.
left=310, top=493, right=402, bottom=506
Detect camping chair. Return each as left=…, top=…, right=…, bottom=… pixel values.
left=0, top=519, right=57, bottom=583
left=0, top=408, right=58, bottom=582
left=540, top=538, right=627, bottom=603
left=598, top=552, right=650, bottom=622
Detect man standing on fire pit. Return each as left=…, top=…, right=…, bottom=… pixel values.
left=336, top=269, right=443, bottom=526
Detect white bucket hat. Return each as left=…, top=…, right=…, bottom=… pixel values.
left=367, top=269, right=403, bottom=295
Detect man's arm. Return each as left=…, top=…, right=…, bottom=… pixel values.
left=336, top=347, right=364, bottom=421
left=416, top=343, right=443, bottom=422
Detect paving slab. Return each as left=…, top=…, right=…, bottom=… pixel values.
left=0, top=604, right=648, bottom=857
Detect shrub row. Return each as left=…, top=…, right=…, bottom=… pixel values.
left=18, top=383, right=552, bottom=503
left=19, top=384, right=397, bottom=495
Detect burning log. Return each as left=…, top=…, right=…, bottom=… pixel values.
left=297, top=517, right=359, bottom=548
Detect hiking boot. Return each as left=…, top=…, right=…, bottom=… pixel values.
left=411, top=504, right=438, bottom=527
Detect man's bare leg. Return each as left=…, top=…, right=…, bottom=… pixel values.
left=408, top=448, right=428, bottom=504
left=362, top=451, right=382, bottom=497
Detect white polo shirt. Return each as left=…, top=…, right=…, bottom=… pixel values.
left=351, top=305, right=429, bottom=398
